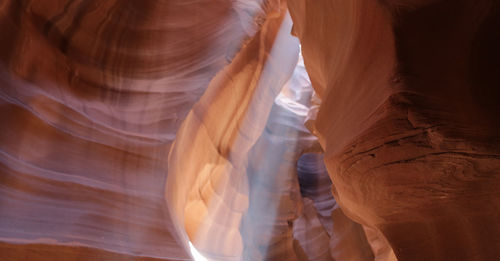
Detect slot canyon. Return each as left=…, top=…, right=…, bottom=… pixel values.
left=0, top=0, right=499, bottom=260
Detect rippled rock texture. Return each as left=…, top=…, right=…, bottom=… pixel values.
left=0, top=0, right=268, bottom=259
left=288, top=0, right=500, bottom=260
left=167, top=1, right=300, bottom=259
left=295, top=153, right=373, bottom=261
left=2, top=0, right=500, bottom=260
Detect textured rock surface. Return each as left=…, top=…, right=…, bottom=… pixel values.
left=166, top=2, right=301, bottom=260
left=295, top=153, right=373, bottom=261
left=288, top=0, right=500, bottom=260
left=0, top=0, right=266, bottom=259
left=362, top=226, right=397, bottom=261
left=3, top=0, right=499, bottom=260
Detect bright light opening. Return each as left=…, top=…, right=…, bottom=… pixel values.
left=189, top=242, right=208, bottom=261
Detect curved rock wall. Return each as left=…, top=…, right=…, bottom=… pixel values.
left=288, top=0, right=500, bottom=260
left=0, top=0, right=266, bottom=259
left=295, top=153, right=374, bottom=261
left=2, top=0, right=499, bottom=260
left=241, top=53, right=316, bottom=261
left=166, top=1, right=300, bottom=260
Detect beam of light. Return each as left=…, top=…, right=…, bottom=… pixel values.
left=189, top=241, right=208, bottom=261
left=173, top=11, right=312, bottom=261
left=240, top=44, right=316, bottom=260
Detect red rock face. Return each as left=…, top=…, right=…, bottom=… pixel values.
left=2, top=0, right=499, bottom=260
left=0, top=0, right=266, bottom=259
left=295, top=153, right=374, bottom=261
left=288, top=0, right=500, bottom=260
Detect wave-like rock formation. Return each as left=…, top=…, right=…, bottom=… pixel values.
left=288, top=0, right=500, bottom=260
left=166, top=2, right=301, bottom=260
left=295, top=153, right=374, bottom=261
left=0, top=0, right=268, bottom=259
left=1, top=0, right=500, bottom=260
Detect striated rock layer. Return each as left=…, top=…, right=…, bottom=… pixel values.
left=0, top=0, right=268, bottom=259
left=288, top=0, right=500, bottom=260
left=166, top=1, right=300, bottom=260
left=2, top=0, right=499, bottom=260
left=295, top=153, right=374, bottom=261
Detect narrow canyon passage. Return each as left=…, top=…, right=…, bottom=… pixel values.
left=240, top=53, right=318, bottom=261
left=1, top=0, right=500, bottom=260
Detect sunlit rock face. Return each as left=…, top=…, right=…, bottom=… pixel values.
left=240, top=54, right=316, bottom=261
left=0, top=0, right=267, bottom=259
left=2, top=0, right=499, bottom=260
left=166, top=2, right=302, bottom=259
left=288, top=0, right=500, bottom=260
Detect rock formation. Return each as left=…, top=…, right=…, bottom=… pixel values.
left=295, top=153, right=374, bottom=261
left=0, top=0, right=267, bottom=259
left=166, top=2, right=300, bottom=259
left=288, top=0, right=500, bottom=260
left=1, top=0, right=500, bottom=260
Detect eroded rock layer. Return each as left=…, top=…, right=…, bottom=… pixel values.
left=2, top=0, right=499, bottom=260
left=288, top=0, right=500, bottom=260
left=0, top=0, right=267, bottom=259
left=166, top=1, right=301, bottom=260
left=295, top=153, right=374, bottom=261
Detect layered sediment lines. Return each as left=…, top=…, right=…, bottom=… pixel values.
left=288, top=0, right=500, bottom=260
left=0, top=0, right=266, bottom=259
left=2, top=0, right=499, bottom=260
left=166, top=1, right=300, bottom=260
left=295, top=153, right=374, bottom=261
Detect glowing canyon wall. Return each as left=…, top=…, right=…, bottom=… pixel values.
left=0, top=0, right=267, bottom=259
left=1, top=0, right=500, bottom=260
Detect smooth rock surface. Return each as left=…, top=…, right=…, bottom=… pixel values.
left=0, top=0, right=267, bottom=259
left=241, top=53, right=316, bottom=261
left=166, top=1, right=300, bottom=260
